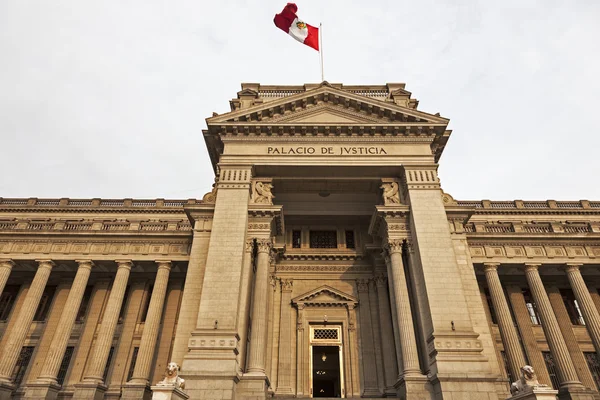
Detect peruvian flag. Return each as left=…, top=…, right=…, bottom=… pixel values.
left=274, top=3, right=319, bottom=51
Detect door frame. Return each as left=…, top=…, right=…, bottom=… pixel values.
left=309, top=325, right=345, bottom=398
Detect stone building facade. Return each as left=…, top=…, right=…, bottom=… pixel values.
left=0, top=82, right=599, bottom=400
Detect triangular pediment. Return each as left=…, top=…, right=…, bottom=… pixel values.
left=207, top=84, right=448, bottom=125
left=292, top=285, right=357, bottom=306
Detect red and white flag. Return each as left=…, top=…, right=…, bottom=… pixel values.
left=273, top=3, right=319, bottom=51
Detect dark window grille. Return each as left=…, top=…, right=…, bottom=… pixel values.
left=76, top=286, right=93, bottom=322
left=34, top=286, right=56, bottom=321
left=585, top=352, right=600, bottom=390
left=345, top=230, right=355, bottom=249
left=309, top=231, right=337, bottom=249
left=103, top=346, right=115, bottom=382
left=500, top=351, right=513, bottom=383
left=118, top=286, right=131, bottom=324
left=127, top=347, right=140, bottom=381
left=292, top=230, right=301, bottom=248
left=12, top=346, right=34, bottom=386
left=0, top=285, right=20, bottom=321
left=543, top=351, right=560, bottom=390
left=56, top=346, right=74, bottom=386
left=561, top=289, right=585, bottom=325
left=140, top=285, right=153, bottom=322
left=522, top=289, right=541, bottom=325
left=484, top=288, right=498, bottom=324
left=313, top=328, right=338, bottom=340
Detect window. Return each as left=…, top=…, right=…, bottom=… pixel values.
left=484, top=288, right=498, bottom=324
left=76, top=286, right=93, bottom=322
left=34, top=286, right=56, bottom=321
left=140, top=285, right=153, bottom=322
left=12, top=346, right=34, bottom=386
left=292, top=230, right=301, bottom=248
left=57, top=346, right=74, bottom=386
left=522, top=289, right=541, bottom=325
left=561, top=289, right=585, bottom=325
left=127, top=347, right=140, bottom=381
left=585, top=352, right=600, bottom=390
left=118, top=286, right=131, bottom=324
left=309, top=231, right=337, bottom=249
left=345, top=230, right=355, bottom=249
left=103, top=346, right=115, bottom=382
left=542, top=351, right=560, bottom=390
left=500, top=351, right=514, bottom=383
left=0, top=285, right=20, bottom=321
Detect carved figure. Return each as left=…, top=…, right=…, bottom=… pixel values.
left=510, top=365, right=546, bottom=395
left=380, top=182, right=400, bottom=205
left=157, top=362, right=186, bottom=390
left=252, top=181, right=275, bottom=204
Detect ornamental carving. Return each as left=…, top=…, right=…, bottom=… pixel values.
left=374, top=274, right=387, bottom=287
left=380, top=182, right=400, bottom=205
left=356, top=279, right=370, bottom=292
left=256, top=239, right=272, bottom=253
left=281, top=279, right=293, bottom=292
left=251, top=181, right=275, bottom=205
left=386, top=239, right=403, bottom=254
left=201, top=185, right=217, bottom=204
left=248, top=223, right=270, bottom=231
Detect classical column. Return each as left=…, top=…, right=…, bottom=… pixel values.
left=129, top=261, right=171, bottom=385
left=374, top=275, right=399, bottom=394
left=0, top=259, right=15, bottom=297
left=524, top=264, right=582, bottom=390
left=565, top=264, right=600, bottom=357
left=0, top=260, right=54, bottom=383
left=483, top=263, right=526, bottom=381
left=296, top=304, right=306, bottom=396
left=80, top=260, right=132, bottom=384
left=386, top=240, right=420, bottom=376
left=356, top=279, right=380, bottom=396
left=276, top=279, right=293, bottom=394
left=36, top=261, right=94, bottom=385
left=246, top=239, right=272, bottom=374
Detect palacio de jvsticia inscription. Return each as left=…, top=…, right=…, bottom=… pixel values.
left=0, top=82, right=599, bottom=400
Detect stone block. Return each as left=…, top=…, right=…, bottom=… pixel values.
left=150, top=385, right=189, bottom=400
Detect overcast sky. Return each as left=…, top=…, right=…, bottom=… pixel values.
left=1, top=1, right=599, bottom=201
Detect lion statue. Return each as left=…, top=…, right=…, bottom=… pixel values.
left=510, top=365, right=546, bottom=395
left=157, top=362, right=185, bottom=390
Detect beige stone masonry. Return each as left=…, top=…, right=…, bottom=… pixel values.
left=0, top=259, right=14, bottom=298
left=275, top=279, right=293, bottom=395
left=356, top=279, right=380, bottom=396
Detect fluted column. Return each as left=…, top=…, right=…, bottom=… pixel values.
left=386, top=240, right=420, bottom=376
left=37, top=260, right=94, bottom=384
left=524, top=264, right=582, bottom=389
left=247, top=239, right=271, bottom=374
left=129, top=261, right=171, bottom=385
left=0, top=259, right=15, bottom=297
left=82, top=260, right=132, bottom=383
left=276, top=279, right=293, bottom=394
left=565, top=264, right=600, bottom=357
left=374, top=275, right=399, bottom=393
left=0, top=260, right=54, bottom=382
left=483, top=263, right=526, bottom=381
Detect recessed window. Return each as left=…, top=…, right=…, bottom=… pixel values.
left=561, top=289, right=585, bottom=325
left=76, top=286, right=93, bottom=322
left=292, top=230, right=301, bottom=248
left=309, top=231, right=337, bottom=249
left=34, top=286, right=56, bottom=321
left=522, top=289, right=541, bottom=325
left=140, top=285, right=154, bottom=322
left=345, top=230, right=355, bottom=249
left=0, top=285, right=20, bottom=321
left=12, top=346, right=34, bottom=385
left=57, top=346, right=74, bottom=386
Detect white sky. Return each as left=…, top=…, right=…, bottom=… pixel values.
left=1, top=1, right=599, bottom=201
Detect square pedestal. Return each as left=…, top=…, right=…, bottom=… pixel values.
left=122, top=382, right=152, bottom=400
left=394, top=374, right=431, bottom=400
left=509, top=388, right=559, bottom=400
left=23, top=381, right=62, bottom=400
left=0, top=382, right=15, bottom=400
left=150, top=385, right=189, bottom=400
left=72, top=381, right=107, bottom=400
left=236, top=373, right=269, bottom=400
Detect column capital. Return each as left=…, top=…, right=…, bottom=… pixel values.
left=245, top=238, right=254, bottom=253
left=524, top=263, right=541, bottom=272
left=374, top=274, right=387, bottom=287
left=357, top=279, right=370, bottom=293
left=483, top=263, right=501, bottom=272
left=155, top=260, right=172, bottom=271
left=256, top=239, right=272, bottom=254
left=563, top=263, right=582, bottom=273
left=115, top=259, right=133, bottom=270
left=75, top=260, right=94, bottom=270
left=385, top=239, right=403, bottom=255
left=0, top=259, right=15, bottom=268
left=35, top=259, right=55, bottom=270
left=281, top=278, right=293, bottom=292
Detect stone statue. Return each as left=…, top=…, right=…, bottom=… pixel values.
left=380, top=182, right=400, bottom=205
left=252, top=181, right=275, bottom=204
left=510, top=365, right=548, bottom=395
left=157, top=362, right=186, bottom=390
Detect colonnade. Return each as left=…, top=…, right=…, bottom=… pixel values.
left=0, top=258, right=174, bottom=400
left=483, top=262, right=600, bottom=394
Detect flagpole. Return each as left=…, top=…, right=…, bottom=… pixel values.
left=319, top=22, right=324, bottom=81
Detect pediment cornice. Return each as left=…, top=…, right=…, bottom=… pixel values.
left=292, top=285, right=358, bottom=307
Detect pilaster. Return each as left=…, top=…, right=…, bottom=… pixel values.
left=374, top=274, right=399, bottom=396
left=275, top=279, right=294, bottom=396
left=356, top=279, right=381, bottom=397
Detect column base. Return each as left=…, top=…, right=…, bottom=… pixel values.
left=274, top=386, right=295, bottom=397
left=0, top=381, right=16, bottom=400
left=382, top=386, right=397, bottom=397
left=122, top=382, right=153, bottom=400
left=150, top=385, right=189, bottom=400
left=394, top=374, right=431, bottom=400
left=237, top=373, right=269, bottom=400
left=72, top=380, right=107, bottom=400
left=22, top=381, right=62, bottom=400
left=361, top=387, right=383, bottom=397
left=557, top=385, right=599, bottom=400
left=509, top=387, right=559, bottom=400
